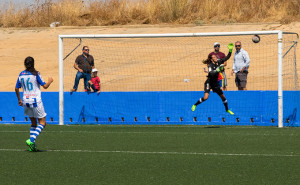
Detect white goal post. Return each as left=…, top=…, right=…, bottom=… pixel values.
left=58, top=30, right=298, bottom=127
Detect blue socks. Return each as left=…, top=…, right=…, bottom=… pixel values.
left=30, top=126, right=36, bottom=139
left=30, top=124, right=45, bottom=143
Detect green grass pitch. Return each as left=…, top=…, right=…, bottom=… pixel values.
left=0, top=124, right=299, bottom=185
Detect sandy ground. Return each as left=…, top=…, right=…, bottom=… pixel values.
left=1, top=22, right=300, bottom=92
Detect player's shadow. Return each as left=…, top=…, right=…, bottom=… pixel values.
left=25, top=149, right=47, bottom=152
left=204, top=126, right=221, bottom=128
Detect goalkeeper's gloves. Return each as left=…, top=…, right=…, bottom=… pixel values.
left=216, top=64, right=224, bottom=72
left=228, top=43, right=234, bottom=52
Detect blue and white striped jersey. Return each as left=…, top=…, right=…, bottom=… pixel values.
left=15, top=70, right=46, bottom=107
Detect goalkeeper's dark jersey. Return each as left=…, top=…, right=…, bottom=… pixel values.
left=206, top=52, right=231, bottom=86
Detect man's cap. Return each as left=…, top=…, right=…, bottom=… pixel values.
left=92, top=68, right=98, bottom=72
left=214, top=42, right=220, bottom=46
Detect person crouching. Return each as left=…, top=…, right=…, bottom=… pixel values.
left=88, top=68, right=101, bottom=94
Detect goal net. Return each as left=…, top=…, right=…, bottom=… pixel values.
left=59, top=31, right=299, bottom=127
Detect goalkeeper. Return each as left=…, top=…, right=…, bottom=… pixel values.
left=191, top=43, right=234, bottom=115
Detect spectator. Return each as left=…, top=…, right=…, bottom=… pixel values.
left=88, top=68, right=101, bottom=94
left=231, top=41, right=250, bottom=90
left=71, top=46, right=94, bottom=92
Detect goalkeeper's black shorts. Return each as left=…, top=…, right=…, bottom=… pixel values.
left=204, top=80, right=223, bottom=96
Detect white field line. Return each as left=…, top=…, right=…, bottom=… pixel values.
left=0, top=148, right=299, bottom=157
left=0, top=130, right=297, bottom=136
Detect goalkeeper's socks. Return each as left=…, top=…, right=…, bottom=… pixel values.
left=194, top=98, right=204, bottom=106
left=223, top=99, right=229, bottom=111
left=30, top=124, right=45, bottom=143
left=30, top=126, right=37, bottom=139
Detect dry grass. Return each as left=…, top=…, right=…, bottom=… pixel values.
left=0, top=0, right=300, bottom=27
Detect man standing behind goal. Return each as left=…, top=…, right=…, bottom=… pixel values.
left=231, top=41, right=250, bottom=90
left=208, top=42, right=227, bottom=91
left=71, top=46, right=94, bottom=92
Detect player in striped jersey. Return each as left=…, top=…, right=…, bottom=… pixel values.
left=15, top=57, right=53, bottom=152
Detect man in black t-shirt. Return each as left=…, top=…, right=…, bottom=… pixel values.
left=71, top=46, right=95, bottom=92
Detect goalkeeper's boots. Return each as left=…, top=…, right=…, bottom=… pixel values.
left=26, top=139, right=37, bottom=152
left=226, top=110, right=234, bottom=115
left=191, top=105, right=196, bottom=112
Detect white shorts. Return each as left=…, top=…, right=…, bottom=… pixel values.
left=24, top=101, right=47, bottom=118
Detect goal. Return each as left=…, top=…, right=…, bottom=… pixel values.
left=59, top=31, right=299, bottom=127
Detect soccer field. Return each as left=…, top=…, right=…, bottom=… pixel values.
left=0, top=125, right=299, bottom=185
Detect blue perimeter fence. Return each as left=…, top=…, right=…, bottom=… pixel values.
left=1, top=91, right=299, bottom=126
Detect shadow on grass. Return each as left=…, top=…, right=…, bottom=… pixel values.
left=204, top=126, right=221, bottom=128
left=25, top=149, right=47, bottom=152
